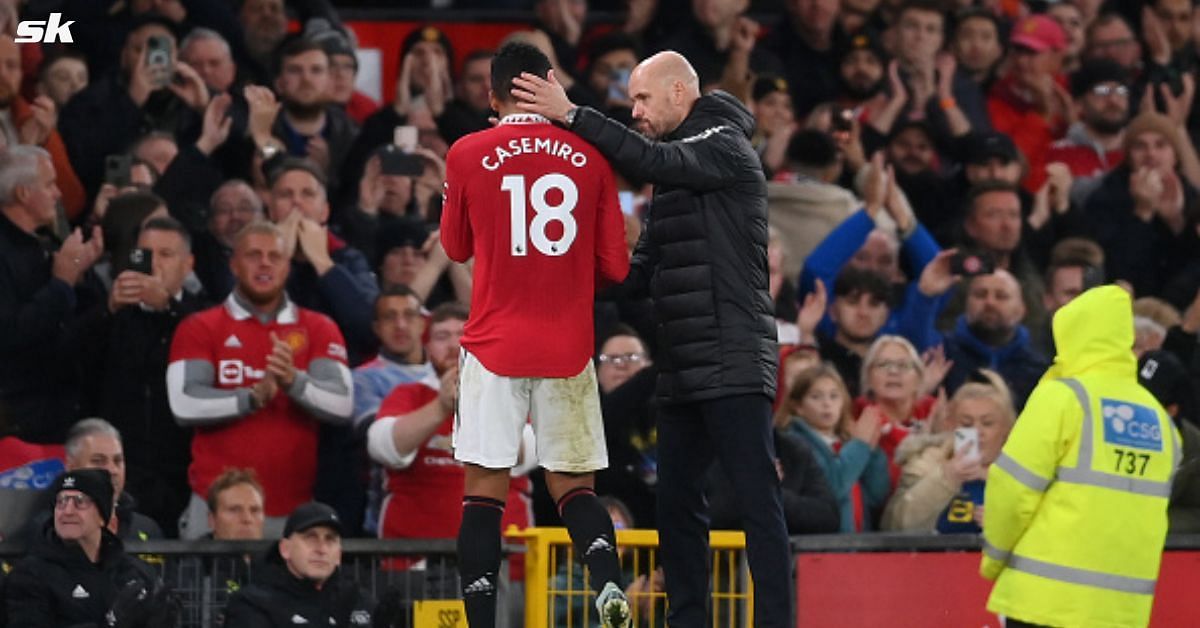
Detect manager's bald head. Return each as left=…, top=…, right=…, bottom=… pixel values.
left=628, top=51, right=701, bottom=139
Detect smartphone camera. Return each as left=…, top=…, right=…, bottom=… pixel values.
left=145, top=35, right=174, bottom=89
left=128, top=248, right=153, bottom=275
left=949, top=251, right=995, bottom=277
left=608, top=68, right=631, bottom=102
left=105, top=154, right=132, bottom=188
left=377, top=144, right=424, bottom=177
left=832, top=107, right=855, bottom=133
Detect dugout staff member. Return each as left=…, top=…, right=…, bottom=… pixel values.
left=981, top=285, right=1180, bottom=628
left=513, top=51, right=792, bottom=627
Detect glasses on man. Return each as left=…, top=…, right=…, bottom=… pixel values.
left=1091, top=84, right=1130, bottom=98
left=54, top=493, right=95, bottom=510
left=871, top=359, right=916, bottom=373
left=598, top=352, right=646, bottom=368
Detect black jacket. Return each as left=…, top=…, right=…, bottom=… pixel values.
left=0, top=214, right=83, bottom=442
left=1081, top=166, right=1200, bottom=299
left=70, top=294, right=208, bottom=531
left=707, top=429, right=841, bottom=535
left=58, top=73, right=201, bottom=199
left=220, top=546, right=374, bottom=627
left=572, top=92, right=778, bottom=404
left=5, top=523, right=161, bottom=628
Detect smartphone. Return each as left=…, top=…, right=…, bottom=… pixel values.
left=608, top=68, right=631, bottom=102
left=393, top=125, right=418, bottom=153
left=954, top=427, right=980, bottom=462
left=128, top=248, right=153, bottom=275
left=378, top=144, right=424, bottom=176
left=832, top=106, right=855, bottom=133
left=617, top=190, right=636, bottom=216
left=145, top=35, right=174, bottom=88
left=105, top=154, right=132, bottom=188
left=949, top=251, right=995, bottom=277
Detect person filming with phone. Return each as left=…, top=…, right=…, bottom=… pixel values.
left=902, top=249, right=1050, bottom=409
left=882, top=370, right=1016, bottom=532
left=59, top=15, right=208, bottom=198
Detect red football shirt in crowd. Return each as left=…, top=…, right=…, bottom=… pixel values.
left=169, top=298, right=349, bottom=516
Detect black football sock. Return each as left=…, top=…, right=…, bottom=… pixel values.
left=458, top=495, right=505, bottom=628
left=557, top=487, right=623, bottom=592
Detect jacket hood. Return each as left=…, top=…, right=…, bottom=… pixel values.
left=673, top=90, right=756, bottom=140
left=1046, top=285, right=1136, bottom=379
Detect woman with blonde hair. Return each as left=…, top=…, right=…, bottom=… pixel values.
left=777, top=364, right=891, bottom=532
left=856, top=335, right=942, bottom=474
left=881, top=370, right=1016, bottom=532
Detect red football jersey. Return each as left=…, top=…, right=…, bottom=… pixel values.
left=441, top=115, right=629, bottom=377
left=375, top=382, right=530, bottom=541
left=169, top=298, right=348, bottom=516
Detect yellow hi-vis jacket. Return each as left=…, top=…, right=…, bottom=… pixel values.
left=981, top=286, right=1181, bottom=628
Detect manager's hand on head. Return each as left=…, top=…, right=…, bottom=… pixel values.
left=511, top=70, right=575, bottom=124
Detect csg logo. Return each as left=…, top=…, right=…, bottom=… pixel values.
left=15, top=13, right=75, bottom=44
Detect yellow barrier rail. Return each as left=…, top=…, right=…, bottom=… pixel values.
left=509, top=526, right=754, bottom=627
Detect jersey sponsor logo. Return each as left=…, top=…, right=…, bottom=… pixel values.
left=218, top=359, right=265, bottom=385
left=1101, top=399, right=1163, bottom=451
left=72, top=584, right=89, bottom=598
left=290, top=614, right=309, bottom=624
left=350, top=610, right=371, bottom=625
left=327, top=342, right=348, bottom=361
left=218, top=359, right=245, bottom=385
left=224, top=334, right=243, bottom=348
left=481, top=136, right=588, bottom=171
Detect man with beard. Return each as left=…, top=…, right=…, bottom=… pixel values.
left=167, top=221, right=353, bottom=539
left=1047, top=60, right=1132, bottom=202
left=905, top=258, right=1049, bottom=409
left=268, top=37, right=359, bottom=200
left=837, top=31, right=886, bottom=109
left=887, top=120, right=955, bottom=235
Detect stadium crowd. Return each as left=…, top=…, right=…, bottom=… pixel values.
left=1, top=0, right=1200, bottom=625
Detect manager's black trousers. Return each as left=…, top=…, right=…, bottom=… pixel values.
left=656, top=393, right=792, bottom=627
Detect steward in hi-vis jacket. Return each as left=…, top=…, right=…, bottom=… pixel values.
left=981, top=285, right=1181, bottom=628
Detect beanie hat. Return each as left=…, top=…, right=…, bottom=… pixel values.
left=54, top=469, right=114, bottom=523
left=1124, top=112, right=1182, bottom=160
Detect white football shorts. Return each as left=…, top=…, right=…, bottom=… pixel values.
left=453, top=348, right=608, bottom=473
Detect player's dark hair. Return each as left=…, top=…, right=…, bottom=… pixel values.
left=490, top=42, right=552, bottom=104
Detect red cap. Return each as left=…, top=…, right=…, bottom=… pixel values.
left=1010, top=15, right=1067, bottom=53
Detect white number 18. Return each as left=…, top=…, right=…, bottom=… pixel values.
left=501, top=174, right=578, bottom=256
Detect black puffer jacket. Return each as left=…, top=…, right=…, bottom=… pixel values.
left=4, top=522, right=161, bottom=627
left=220, top=545, right=375, bottom=627
left=572, top=91, right=777, bottom=404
